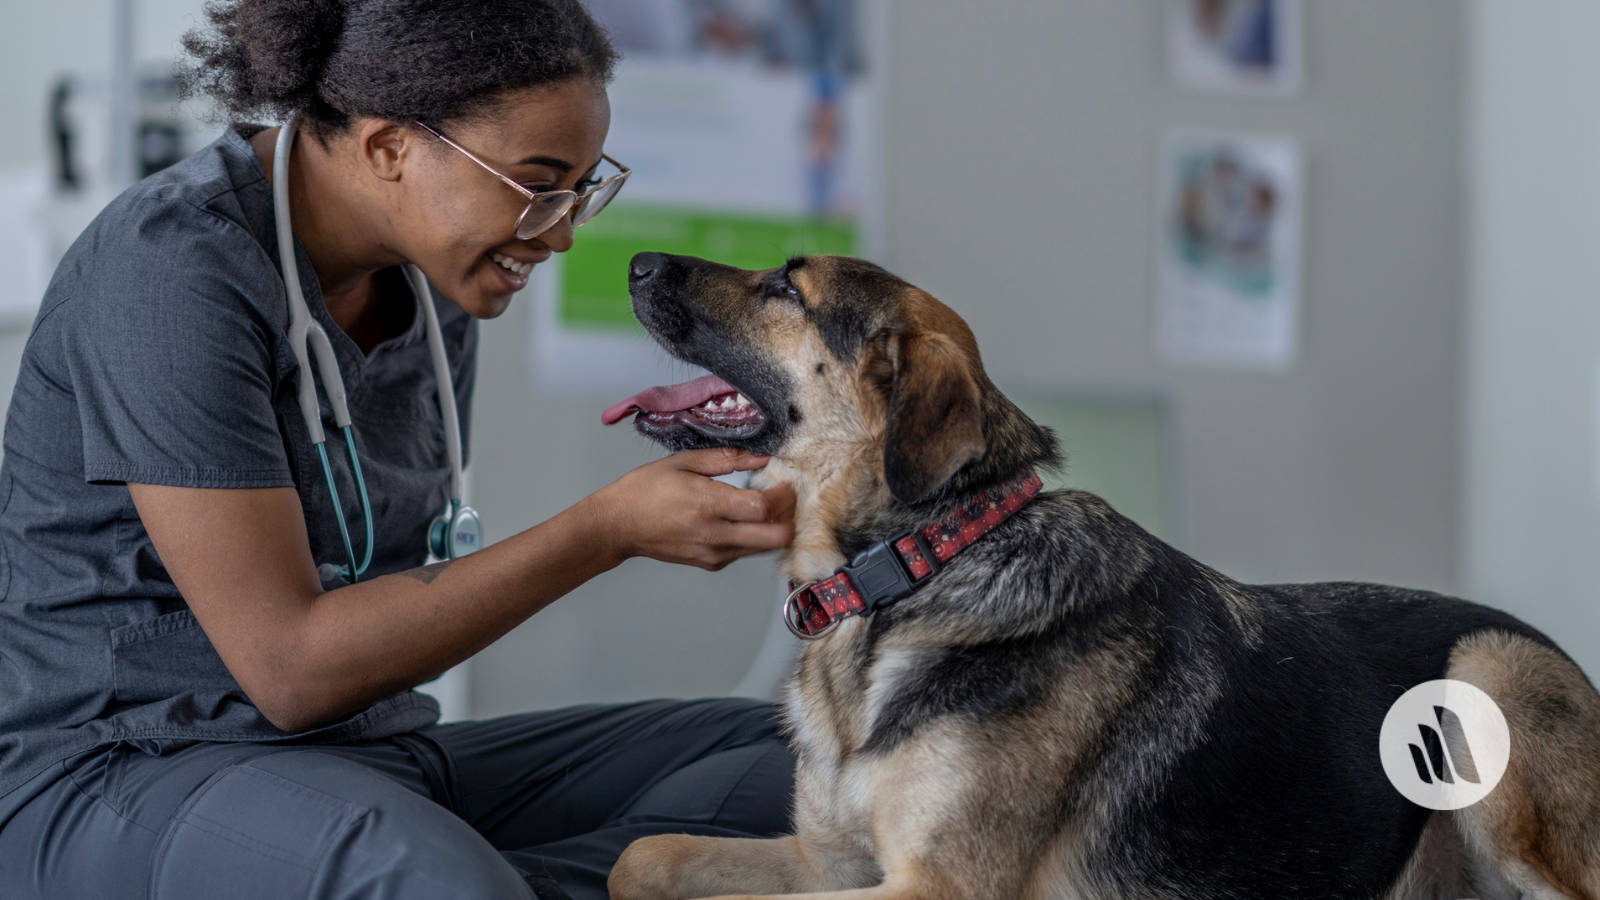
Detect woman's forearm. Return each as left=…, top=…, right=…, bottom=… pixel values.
left=266, top=494, right=624, bottom=732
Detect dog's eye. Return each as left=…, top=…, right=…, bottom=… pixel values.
left=766, top=273, right=804, bottom=305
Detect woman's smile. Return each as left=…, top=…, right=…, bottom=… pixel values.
left=477, top=245, right=551, bottom=297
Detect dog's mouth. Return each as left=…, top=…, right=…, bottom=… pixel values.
left=601, top=373, right=770, bottom=443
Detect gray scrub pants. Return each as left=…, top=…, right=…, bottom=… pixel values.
left=0, top=698, right=793, bottom=899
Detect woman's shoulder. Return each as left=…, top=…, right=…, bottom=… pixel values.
left=93, top=126, right=272, bottom=246
left=42, top=127, right=286, bottom=331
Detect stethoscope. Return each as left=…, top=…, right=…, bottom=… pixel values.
left=272, top=117, right=482, bottom=582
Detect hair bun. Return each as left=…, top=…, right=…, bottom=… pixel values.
left=237, top=0, right=345, bottom=107
left=180, top=0, right=346, bottom=121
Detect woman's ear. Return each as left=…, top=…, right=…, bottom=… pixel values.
left=882, top=330, right=986, bottom=504
left=353, top=120, right=412, bottom=183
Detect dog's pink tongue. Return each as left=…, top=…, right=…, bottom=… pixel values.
left=601, top=374, right=738, bottom=425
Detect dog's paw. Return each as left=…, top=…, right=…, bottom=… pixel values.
left=607, top=835, right=688, bottom=900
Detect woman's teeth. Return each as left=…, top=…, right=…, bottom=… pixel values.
left=491, top=253, right=534, bottom=276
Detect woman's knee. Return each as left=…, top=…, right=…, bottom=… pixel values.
left=687, top=696, right=788, bottom=745
left=619, top=738, right=795, bottom=836
left=152, top=752, right=531, bottom=899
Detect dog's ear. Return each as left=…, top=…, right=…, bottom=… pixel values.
left=882, top=330, right=986, bottom=504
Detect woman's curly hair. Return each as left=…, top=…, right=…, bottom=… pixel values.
left=180, top=0, right=617, bottom=135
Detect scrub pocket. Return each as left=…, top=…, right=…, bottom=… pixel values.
left=110, top=609, right=243, bottom=706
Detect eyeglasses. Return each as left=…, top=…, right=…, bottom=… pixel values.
left=414, top=121, right=630, bottom=240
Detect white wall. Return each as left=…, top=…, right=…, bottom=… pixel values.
left=0, top=0, right=209, bottom=171
left=1463, top=0, right=1600, bottom=678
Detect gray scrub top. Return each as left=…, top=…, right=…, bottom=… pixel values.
left=0, top=125, right=478, bottom=800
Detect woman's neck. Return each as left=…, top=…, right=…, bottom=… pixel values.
left=251, top=126, right=406, bottom=348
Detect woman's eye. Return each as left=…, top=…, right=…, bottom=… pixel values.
left=575, top=178, right=602, bottom=192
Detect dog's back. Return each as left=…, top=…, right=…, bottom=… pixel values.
left=1091, top=566, right=1581, bottom=897
left=787, top=487, right=1600, bottom=899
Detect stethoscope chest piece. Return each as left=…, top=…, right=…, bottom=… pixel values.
left=429, top=501, right=483, bottom=561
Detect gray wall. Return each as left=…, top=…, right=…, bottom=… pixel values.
left=1463, top=0, right=1600, bottom=678
left=877, top=0, right=1463, bottom=592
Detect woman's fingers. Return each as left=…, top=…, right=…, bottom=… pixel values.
left=672, top=447, right=771, bottom=478
left=713, top=520, right=795, bottom=554
left=700, top=484, right=796, bottom=552
left=761, top=482, right=797, bottom=523
left=712, top=481, right=796, bottom=524
left=600, top=448, right=793, bottom=568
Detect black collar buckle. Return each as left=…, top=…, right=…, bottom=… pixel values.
left=842, top=530, right=939, bottom=613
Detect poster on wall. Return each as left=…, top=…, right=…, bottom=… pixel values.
left=1156, top=130, right=1303, bottom=371
left=532, top=0, right=885, bottom=395
left=1169, top=0, right=1302, bottom=96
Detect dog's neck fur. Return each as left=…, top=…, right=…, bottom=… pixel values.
left=756, top=453, right=880, bottom=583
left=758, top=386, right=1062, bottom=583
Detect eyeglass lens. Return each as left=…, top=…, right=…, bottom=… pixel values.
left=573, top=178, right=625, bottom=226
left=514, top=193, right=577, bottom=240
left=513, top=174, right=626, bottom=239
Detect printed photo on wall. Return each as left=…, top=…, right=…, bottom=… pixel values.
left=1169, top=0, right=1302, bottom=96
left=1156, top=131, right=1303, bottom=371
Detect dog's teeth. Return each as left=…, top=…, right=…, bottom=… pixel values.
left=734, top=393, right=750, bottom=407
left=719, top=397, right=736, bottom=409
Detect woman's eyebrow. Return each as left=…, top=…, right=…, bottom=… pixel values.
left=512, top=155, right=605, bottom=177
left=513, top=153, right=574, bottom=170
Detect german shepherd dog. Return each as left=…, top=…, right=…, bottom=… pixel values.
left=603, top=253, right=1600, bottom=899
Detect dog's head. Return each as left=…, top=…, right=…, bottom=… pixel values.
left=604, top=252, right=1059, bottom=564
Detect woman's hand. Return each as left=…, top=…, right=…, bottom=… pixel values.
left=588, top=448, right=796, bottom=571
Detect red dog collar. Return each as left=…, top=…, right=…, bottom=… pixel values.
left=783, top=471, right=1044, bottom=639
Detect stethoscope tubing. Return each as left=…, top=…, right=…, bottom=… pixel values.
left=272, top=116, right=468, bottom=580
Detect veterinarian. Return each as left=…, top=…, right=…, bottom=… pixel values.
left=0, top=2, right=798, bottom=898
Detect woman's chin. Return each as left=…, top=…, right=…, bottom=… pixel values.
left=482, top=292, right=516, bottom=318
left=458, top=289, right=515, bottom=320
left=461, top=268, right=531, bottom=318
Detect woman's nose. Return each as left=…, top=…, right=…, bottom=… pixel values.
left=534, top=212, right=576, bottom=253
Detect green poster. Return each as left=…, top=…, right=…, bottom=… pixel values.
left=559, top=204, right=857, bottom=333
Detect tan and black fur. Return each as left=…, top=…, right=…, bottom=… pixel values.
left=607, top=252, right=1600, bottom=899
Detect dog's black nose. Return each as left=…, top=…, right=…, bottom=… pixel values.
left=629, top=252, right=666, bottom=284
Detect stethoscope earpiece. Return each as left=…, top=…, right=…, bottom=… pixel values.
left=275, top=115, right=482, bottom=581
